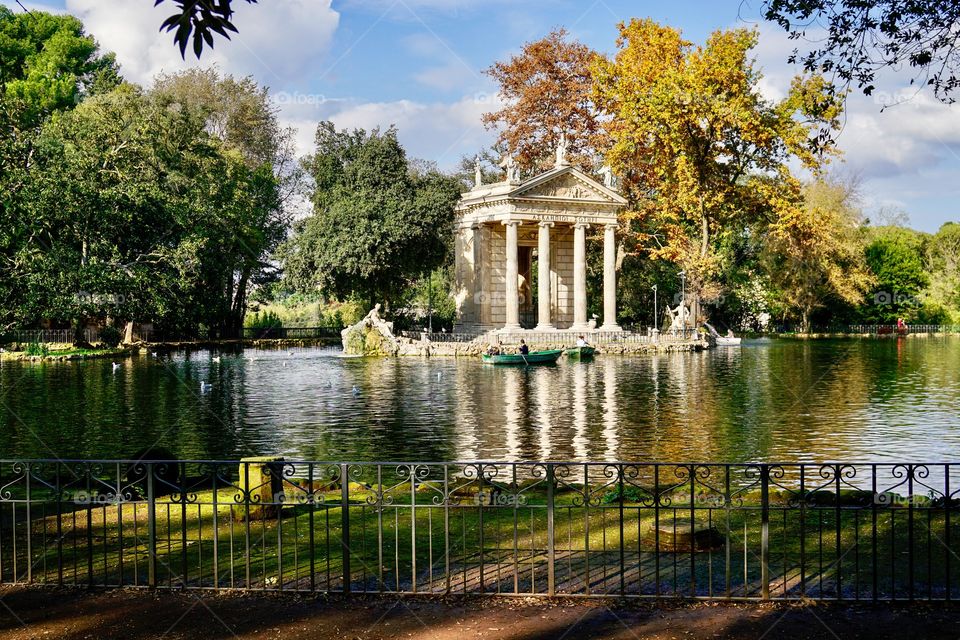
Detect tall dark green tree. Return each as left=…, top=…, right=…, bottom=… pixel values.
left=283, top=123, right=461, bottom=310
left=861, top=226, right=928, bottom=322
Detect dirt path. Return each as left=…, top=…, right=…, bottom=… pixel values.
left=1, top=586, right=958, bottom=639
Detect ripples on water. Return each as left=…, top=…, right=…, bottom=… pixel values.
left=1, top=338, right=958, bottom=462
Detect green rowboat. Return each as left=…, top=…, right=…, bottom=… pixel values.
left=481, top=349, right=563, bottom=365
left=566, top=346, right=596, bottom=360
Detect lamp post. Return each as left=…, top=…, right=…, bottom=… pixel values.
left=652, top=284, right=658, bottom=331
left=678, top=271, right=686, bottom=337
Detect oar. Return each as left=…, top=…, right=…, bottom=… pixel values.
left=520, top=351, right=529, bottom=367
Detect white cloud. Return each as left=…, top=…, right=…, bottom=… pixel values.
left=65, top=0, right=339, bottom=89
left=279, top=93, right=502, bottom=165
left=750, top=23, right=960, bottom=229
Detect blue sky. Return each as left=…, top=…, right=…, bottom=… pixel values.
left=5, top=0, right=959, bottom=232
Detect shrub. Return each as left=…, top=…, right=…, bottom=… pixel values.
left=25, top=342, right=49, bottom=357
left=246, top=310, right=283, bottom=329
left=99, top=325, right=122, bottom=348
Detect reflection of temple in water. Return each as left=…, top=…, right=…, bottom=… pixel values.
left=449, top=352, right=737, bottom=462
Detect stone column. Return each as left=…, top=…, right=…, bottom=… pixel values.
left=536, top=221, right=554, bottom=330
left=600, top=223, right=621, bottom=331
left=471, top=223, right=483, bottom=325
left=503, top=220, right=521, bottom=330
left=572, top=222, right=590, bottom=330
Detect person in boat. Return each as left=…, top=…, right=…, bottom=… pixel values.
left=518, top=340, right=529, bottom=355
left=576, top=335, right=589, bottom=347
left=726, top=329, right=734, bottom=338
left=487, top=339, right=502, bottom=356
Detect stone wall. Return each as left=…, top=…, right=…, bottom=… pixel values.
left=396, top=336, right=707, bottom=357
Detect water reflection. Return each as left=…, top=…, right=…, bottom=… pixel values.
left=1, top=338, right=959, bottom=462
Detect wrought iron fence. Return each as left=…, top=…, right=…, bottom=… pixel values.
left=241, top=326, right=342, bottom=340
left=1, top=459, right=957, bottom=601
left=398, top=331, right=483, bottom=343
left=3, top=328, right=101, bottom=344
left=769, top=324, right=960, bottom=335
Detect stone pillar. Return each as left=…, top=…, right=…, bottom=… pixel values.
left=600, top=223, right=621, bottom=331
left=572, top=222, right=590, bottom=330
left=472, top=223, right=483, bottom=325
left=503, top=220, right=521, bottom=330
left=536, top=221, right=554, bottom=330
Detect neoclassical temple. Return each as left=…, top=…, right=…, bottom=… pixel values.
left=453, top=141, right=627, bottom=333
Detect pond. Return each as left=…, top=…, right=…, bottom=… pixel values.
left=1, top=338, right=958, bottom=462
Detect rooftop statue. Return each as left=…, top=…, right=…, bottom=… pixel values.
left=474, top=155, right=482, bottom=188
left=555, top=132, right=569, bottom=168
left=499, top=154, right=521, bottom=184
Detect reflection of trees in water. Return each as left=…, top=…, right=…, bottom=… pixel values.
left=4, top=340, right=960, bottom=462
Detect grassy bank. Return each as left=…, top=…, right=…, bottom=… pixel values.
left=0, top=344, right=131, bottom=362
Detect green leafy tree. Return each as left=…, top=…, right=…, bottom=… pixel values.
left=923, top=222, right=960, bottom=322
left=0, top=7, right=119, bottom=127
left=283, top=122, right=461, bottom=311
left=152, top=69, right=297, bottom=335
left=860, top=226, right=928, bottom=323
left=4, top=76, right=285, bottom=340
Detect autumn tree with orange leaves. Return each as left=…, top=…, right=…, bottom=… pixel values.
left=482, top=29, right=605, bottom=173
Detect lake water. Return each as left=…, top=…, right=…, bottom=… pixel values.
left=1, top=338, right=958, bottom=462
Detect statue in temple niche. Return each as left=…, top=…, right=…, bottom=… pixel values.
left=517, top=273, right=530, bottom=305
left=499, top=154, right=521, bottom=184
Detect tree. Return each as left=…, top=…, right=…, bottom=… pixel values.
left=763, top=0, right=960, bottom=103
left=861, top=226, right=928, bottom=323
left=763, top=178, right=874, bottom=330
left=591, top=19, right=843, bottom=323
left=152, top=69, right=300, bottom=335
left=483, top=28, right=604, bottom=171
left=923, top=222, right=960, bottom=321
left=0, top=7, right=119, bottom=127
left=2, top=76, right=286, bottom=340
left=282, top=123, right=461, bottom=310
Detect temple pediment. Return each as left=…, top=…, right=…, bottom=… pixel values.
left=509, top=167, right=627, bottom=206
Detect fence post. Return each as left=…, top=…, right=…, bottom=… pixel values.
left=146, top=463, right=157, bottom=589
left=546, top=463, right=555, bottom=597
left=24, top=464, right=31, bottom=583
left=760, top=464, right=770, bottom=601
left=341, top=463, right=351, bottom=594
